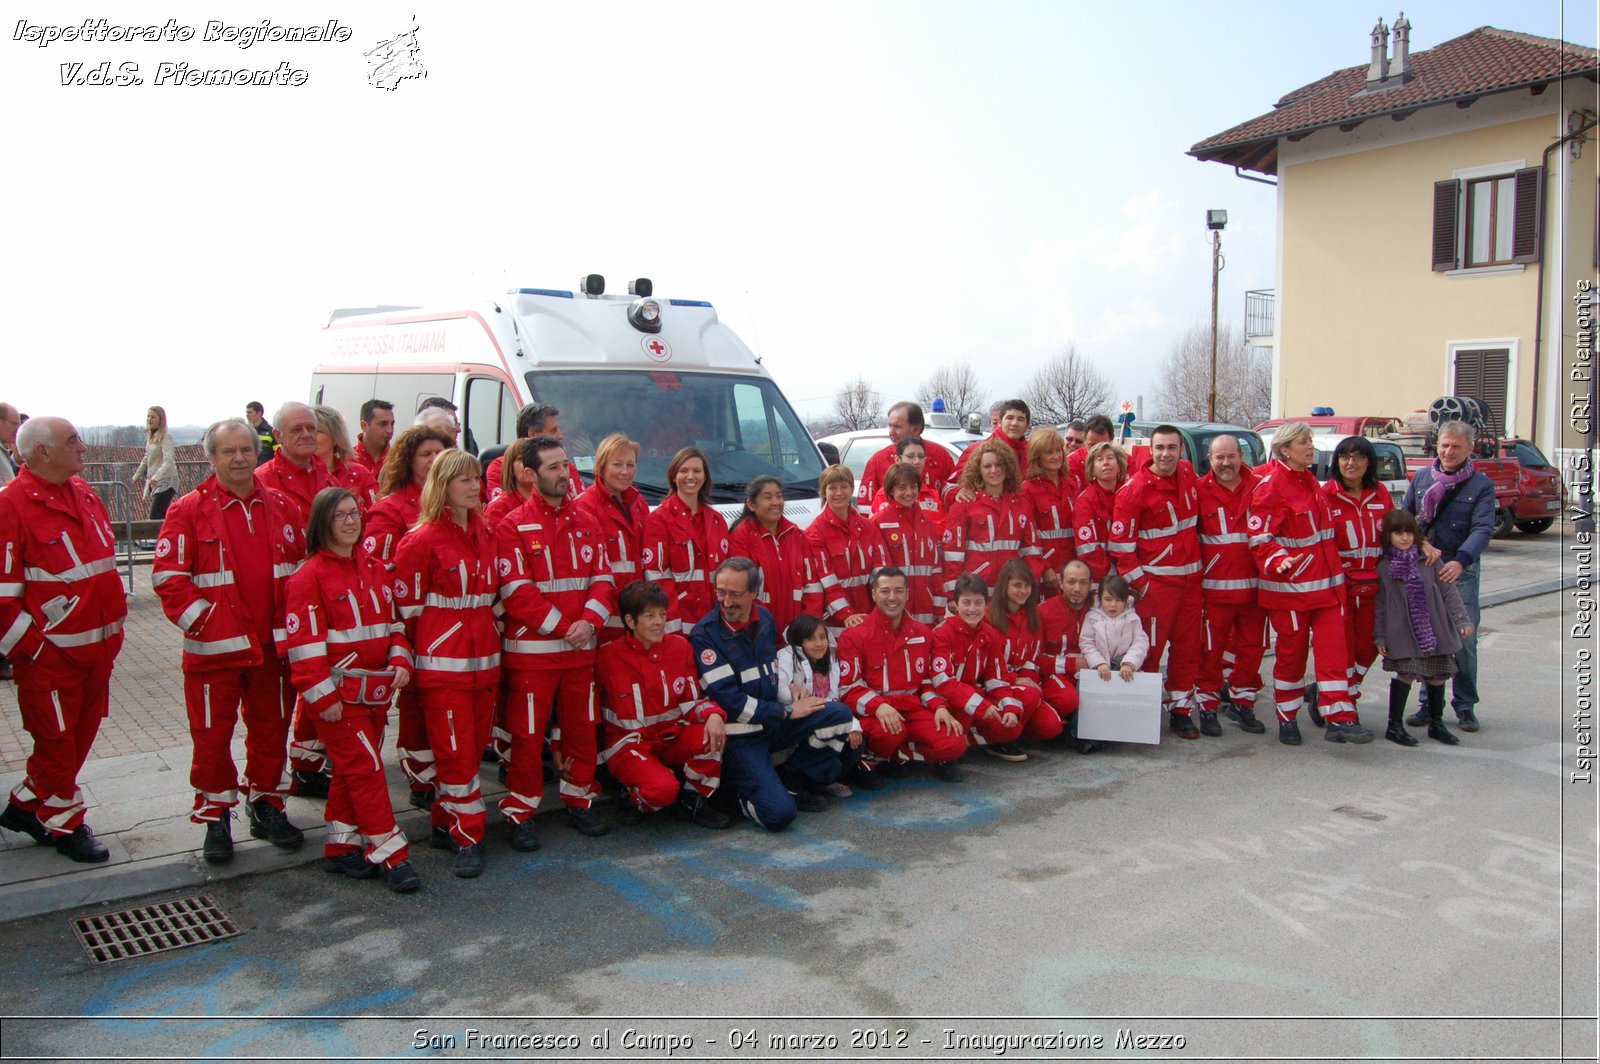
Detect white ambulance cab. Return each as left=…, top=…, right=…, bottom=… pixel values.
left=310, top=276, right=827, bottom=521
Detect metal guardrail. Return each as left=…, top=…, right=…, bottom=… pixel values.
left=84, top=479, right=137, bottom=602
left=1244, top=288, right=1275, bottom=339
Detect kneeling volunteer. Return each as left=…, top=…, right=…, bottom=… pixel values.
left=596, top=581, right=731, bottom=828
left=284, top=488, right=420, bottom=893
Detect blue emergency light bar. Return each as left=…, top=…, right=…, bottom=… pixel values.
left=511, top=288, right=575, bottom=298
left=1311, top=406, right=1335, bottom=416
left=669, top=299, right=714, bottom=308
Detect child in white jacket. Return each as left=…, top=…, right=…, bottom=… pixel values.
left=1079, top=575, right=1149, bottom=683
left=777, top=614, right=867, bottom=795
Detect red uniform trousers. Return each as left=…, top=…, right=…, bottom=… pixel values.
left=321, top=707, right=410, bottom=868
left=1343, top=580, right=1379, bottom=703
left=859, top=696, right=968, bottom=764
left=499, top=668, right=600, bottom=823
left=421, top=685, right=495, bottom=846
left=183, top=660, right=293, bottom=821
left=1268, top=605, right=1355, bottom=724
left=288, top=695, right=325, bottom=776
left=9, top=662, right=113, bottom=836
left=1041, top=675, right=1080, bottom=719
left=1195, top=601, right=1269, bottom=714
left=1136, top=579, right=1204, bottom=714
left=393, top=687, right=434, bottom=796
left=1006, top=680, right=1066, bottom=741
left=606, top=724, right=722, bottom=813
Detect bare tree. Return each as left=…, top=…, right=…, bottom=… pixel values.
left=831, top=375, right=883, bottom=433
left=1153, top=321, right=1271, bottom=426
left=1020, top=345, right=1113, bottom=426
left=917, top=361, right=986, bottom=424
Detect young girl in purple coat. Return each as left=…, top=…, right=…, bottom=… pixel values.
left=1374, top=509, right=1474, bottom=747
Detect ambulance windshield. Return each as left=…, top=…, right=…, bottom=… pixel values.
left=525, top=370, right=824, bottom=503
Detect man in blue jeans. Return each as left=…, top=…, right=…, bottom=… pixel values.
left=691, top=557, right=855, bottom=830
left=1402, top=420, right=1496, bottom=731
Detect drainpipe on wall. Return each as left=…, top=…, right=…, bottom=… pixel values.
left=1529, top=111, right=1596, bottom=449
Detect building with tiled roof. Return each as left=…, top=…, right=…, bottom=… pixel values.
left=1190, top=16, right=1596, bottom=473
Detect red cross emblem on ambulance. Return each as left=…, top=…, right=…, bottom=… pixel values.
left=643, top=337, right=673, bottom=362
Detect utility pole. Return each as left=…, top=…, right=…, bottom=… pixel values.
left=1209, top=227, right=1222, bottom=422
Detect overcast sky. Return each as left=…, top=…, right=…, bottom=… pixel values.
left=5, top=0, right=1594, bottom=429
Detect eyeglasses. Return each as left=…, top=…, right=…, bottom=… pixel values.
left=714, top=588, right=752, bottom=600
left=332, top=509, right=362, bottom=522
left=1337, top=453, right=1366, bottom=462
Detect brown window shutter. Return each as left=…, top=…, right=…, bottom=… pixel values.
left=1432, top=179, right=1461, bottom=271
left=1510, top=167, right=1542, bottom=263
left=1454, top=348, right=1509, bottom=436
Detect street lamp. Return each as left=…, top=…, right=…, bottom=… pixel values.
left=1206, top=210, right=1227, bottom=422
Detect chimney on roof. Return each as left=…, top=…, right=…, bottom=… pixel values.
left=1391, top=13, right=1413, bottom=78
left=1368, top=16, right=1390, bottom=83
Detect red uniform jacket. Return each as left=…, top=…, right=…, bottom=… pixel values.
left=642, top=494, right=730, bottom=632
left=837, top=610, right=951, bottom=718
left=495, top=493, right=616, bottom=671
left=869, top=485, right=942, bottom=518
left=393, top=515, right=502, bottom=689
left=858, top=438, right=956, bottom=512
left=483, top=488, right=528, bottom=530
left=594, top=632, right=726, bottom=761
left=1038, top=595, right=1091, bottom=679
left=804, top=506, right=886, bottom=633
left=0, top=469, right=127, bottom=679
left=1023, top=475, right=1077, bottom=579
left=153, top=476, right=305, bottom=673
left=1073, top=481, right=1118, bottom=582
left=575, top=482, right=650, bottom=641
left=1196, top=465, right=1261, bottom=605
left=1110, top=464, right=1202, bottom=593
left=728, top=517, right=829, bottom=640
left=362, top=483, right=422, bottom=567
left=283, top=550, right=411, bottom=713
left=332, top=459, right=379, bottom=512
left=940, top=489, right=1041, bottom=599
left=255, top=451, right=338, bottom=532
left=1322, top=480, right=1393, bottom=586
left=870, top=499, right=945, bottom=624
left=1247, top=460, right=1347, bottom=611
left=997, top=607, right=1043, bottom=679
left=932, top=616, right=1016, bottom=716
left=350, top=436, right=387, bottom=476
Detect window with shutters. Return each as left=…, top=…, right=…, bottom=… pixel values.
left=1432, top=167, right=1541, bottom=272
left=1451, top=348, right=1510, bottom=436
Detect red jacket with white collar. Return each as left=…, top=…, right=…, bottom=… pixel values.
left=153, top=476, right=305, bottom=673
left=1321, top=480, right=1393, bottom=586
left=1196, top=464, right=1261, bottom=605
left=595, top=632, right=726, bottom=759
left=283, top=550, right=412, bottom=713
left=1110, top=463, right=1202, bottom=593
left=0, top=468, right=128, bottom=678
left=494, top=493, right=616, bottom=671
left=1247, top=460, right=1346, bottom=611
left=393, top=514, right=502, bottom=689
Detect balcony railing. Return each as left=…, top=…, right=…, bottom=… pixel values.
left=1245, top=288, right=1275, bottom=339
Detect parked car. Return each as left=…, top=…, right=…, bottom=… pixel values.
left=1311, top=436, right=1410, bottom=499
left=1124, top=421, right=1267, bottom=476
left=1499, top=438, right=1566, bottom=534
left=814, top=427, right=981, bottom=483
left=1255, top=414, right=1403, bottom=453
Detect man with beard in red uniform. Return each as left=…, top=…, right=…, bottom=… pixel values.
left=495, top=435, right=616, bottom=847
left=1192, top=434, right=1269, bottom=735
left=0, top=417, right=127, bottom=862
left=1039, top=559, right=1098, bottom=751
left=154, top=419, right=308, bottom=863
left=1109, top=425, right=1205, bottom=739
left=256, top=402, right=340, bottom=794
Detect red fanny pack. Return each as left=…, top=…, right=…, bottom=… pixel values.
left=334, top=667, right=397, bottom=706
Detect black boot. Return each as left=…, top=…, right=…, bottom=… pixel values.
left=1426, top=684, right=1459, bottom=745
left=247, top=800, right=305, bottom=850
left=1304, top=683, right=1325, bottom=727
left=202, top=817, right=234, bottom=864
left=1384, top=679, right=1418, bottom=747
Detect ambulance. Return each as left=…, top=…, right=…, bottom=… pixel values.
left=310, top=276, right=827, bottom=522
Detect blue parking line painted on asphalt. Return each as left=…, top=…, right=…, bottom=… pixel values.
left=582, top=860, right=722, bottom=947
left=845, top=781, right=1006, bottom=829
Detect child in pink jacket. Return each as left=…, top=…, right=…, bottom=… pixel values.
left=1079, top=575, right=1149, bottom=683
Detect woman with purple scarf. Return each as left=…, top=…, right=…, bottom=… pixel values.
left=1373, top=509, right=1473, bottom=746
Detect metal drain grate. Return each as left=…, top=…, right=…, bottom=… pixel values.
left=72, top=894, right=242, bottom=964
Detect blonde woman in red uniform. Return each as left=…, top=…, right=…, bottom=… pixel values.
left=576, top=433, right=651, bottom=644
left=393, top=450, right=501, bottom=877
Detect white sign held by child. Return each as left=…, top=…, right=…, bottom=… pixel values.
left=1076, top=670, right=1164, bottom=744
